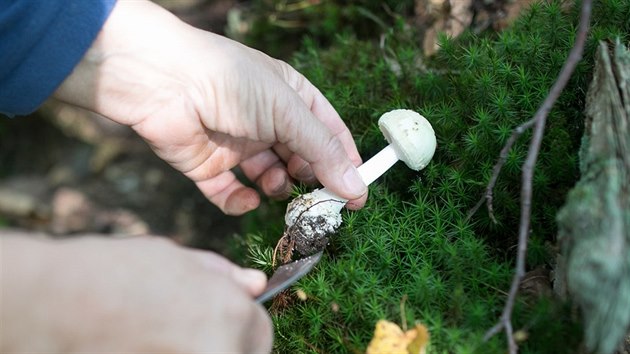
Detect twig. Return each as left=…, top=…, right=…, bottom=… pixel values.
left=400, top=294, right=408, bottom=332
left=467, top=117, right=536, bottom=222
left=482, top=1, right=593, bottom=352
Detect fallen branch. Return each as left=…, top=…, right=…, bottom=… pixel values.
left=479, top=1, right=593, bottom=352
left=467, top=117, right=536, bottom=223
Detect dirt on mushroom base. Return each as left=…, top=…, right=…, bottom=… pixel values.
left=271, top=193, right=343, bottom=288
left=280, top=193, right=344, bottom=258
left=288, top=214, right=331, bottom=256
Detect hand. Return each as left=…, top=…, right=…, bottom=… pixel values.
left=54, top=0, right=368, bottom=215
left=1, top=234, right=272, bottom=353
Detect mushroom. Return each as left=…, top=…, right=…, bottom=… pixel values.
left=285, top=109, right=437, bottom=255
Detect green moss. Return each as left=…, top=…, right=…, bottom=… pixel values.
left=245, top=0, right=630, bottom=352
left=241, top=0, right=415, bottom=58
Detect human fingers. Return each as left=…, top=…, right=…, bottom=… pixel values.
left=270, top=86, right=367, bottom=201
left=157, top=240, right=272, bottom=352
left=195, top=171, right=260, bottom=215
left=241, top=301, right=273, bottom=354
left=205, top=283, right=273, bottom=353
left=275, top=145, right=367, bottom=208
left=277, top=62, right=363, bottom=168
left=291, top=85, right=368, bottom=208
left=270, top=143, right=317, bottom=184
left=272, top=62, right=368, bottom=207
left=188, top=249, right=267, bottom=296
left=240, top=149, right=293, bottom=200
left=345, top=192, right=369, bottom=210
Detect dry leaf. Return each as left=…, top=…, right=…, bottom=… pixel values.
left=366, top=320, right=430, bottom=354
left=415, top=0, right=473, bottom=56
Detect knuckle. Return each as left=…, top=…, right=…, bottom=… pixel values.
left=324, top=134, right=346, bottom=160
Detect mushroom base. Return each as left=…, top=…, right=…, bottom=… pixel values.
left=287, top=214, right=331, bottom=256
left=284, top=192, right=344, bottom=256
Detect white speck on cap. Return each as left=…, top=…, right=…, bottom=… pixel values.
left=378, top=109, right=437, bottom=171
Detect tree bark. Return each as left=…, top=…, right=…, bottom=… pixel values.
left=557, top=40, right=630, bottom=354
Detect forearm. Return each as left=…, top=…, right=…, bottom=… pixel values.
left=52, top=0, right=197, bottom=126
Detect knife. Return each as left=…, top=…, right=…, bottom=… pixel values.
left=255, top=251, right=323, bottom=304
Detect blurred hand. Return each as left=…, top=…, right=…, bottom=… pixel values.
left=1, top=234, right=272, bottom=353
left=54, top=0, right=368, bottom=215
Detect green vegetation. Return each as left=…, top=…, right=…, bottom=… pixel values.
left=238, top=0, right=414, bottom=58
left=243, top=0, right=630, bottom=352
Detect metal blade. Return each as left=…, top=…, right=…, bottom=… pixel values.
left=255, top=251, right=323, bottom=304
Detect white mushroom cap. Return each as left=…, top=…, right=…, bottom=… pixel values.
left=378, top=109, right=437, bottom=171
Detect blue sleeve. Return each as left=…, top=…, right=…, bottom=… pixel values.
left=0, top=0, right=117, bottom=116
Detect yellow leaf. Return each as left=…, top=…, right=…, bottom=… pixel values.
left=406, top=324, right=430, bottom=354
left=366, top=320, right=430, bottom=354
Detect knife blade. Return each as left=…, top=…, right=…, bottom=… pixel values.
left=255, top=251, right=323, bottom=304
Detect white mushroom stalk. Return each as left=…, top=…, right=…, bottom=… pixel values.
left=285, top=109, right=437, bottom=255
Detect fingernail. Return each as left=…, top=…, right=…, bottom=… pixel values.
left=294, top=163, right=315, bottom=182
left=271, top=179, right=293, bottom=200
left=342, top=165, right=367, bottom=198
left=271, top=175, right=289, bottom=194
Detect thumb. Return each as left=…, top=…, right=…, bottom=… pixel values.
left=190, top=250, right=267, bottom=296
left=272, top=82, right=367, bottom=201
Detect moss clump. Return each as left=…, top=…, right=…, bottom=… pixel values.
left=246, top=0, right=630, bottom=352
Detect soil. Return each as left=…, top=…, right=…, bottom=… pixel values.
left=289, top=214, right=331, bottom=256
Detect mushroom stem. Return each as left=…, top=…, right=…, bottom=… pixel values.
left=309, top=144, right=400, bottom=213
left=357, top=144, right=399, bottom=186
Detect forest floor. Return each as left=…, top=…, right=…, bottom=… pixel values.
left=0, top=0, right=533, bottom=259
